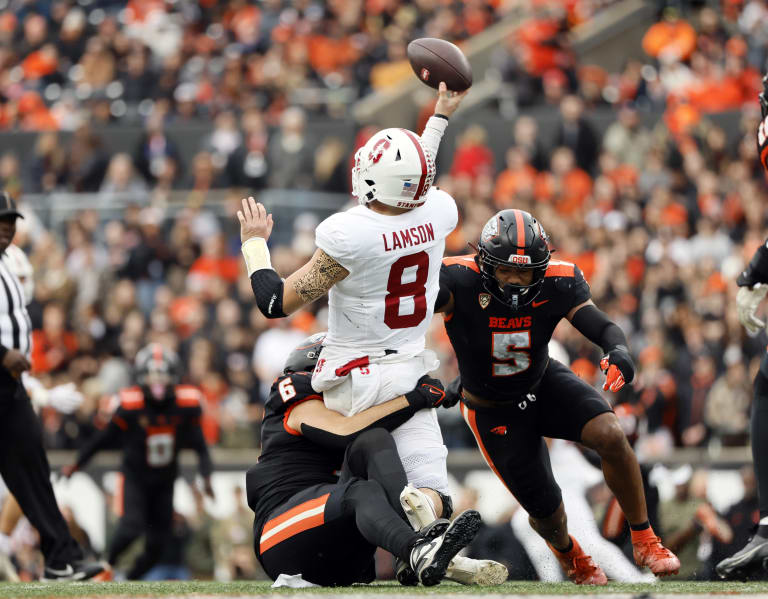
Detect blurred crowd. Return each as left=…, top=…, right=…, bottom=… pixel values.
left=0, top=0, right=760, bottom=460
left=0, top=0, right=509, bottom=129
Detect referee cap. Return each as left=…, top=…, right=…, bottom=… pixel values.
left=0, top=192, right=23, bottom=219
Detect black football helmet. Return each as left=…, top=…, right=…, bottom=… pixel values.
left=284, top=332, right=326, bottom=374
left=475, top=209, right=551, bottom=310
left=135, top=343, right=181, bottom=401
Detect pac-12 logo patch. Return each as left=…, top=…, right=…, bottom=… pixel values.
left=420, top=68, right=430, bottom=81
left=478, top=293, right=491, bottom=309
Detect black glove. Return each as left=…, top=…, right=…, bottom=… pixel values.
left=405, top=375, right=446, bottom=410
left=758, top=75, right=768, bottom=171
left=442, top=376, right=462, bottom=409
left=599, top=345, right=635, bottom=392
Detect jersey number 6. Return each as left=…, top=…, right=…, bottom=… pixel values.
left=492, top=331, right=531, bottom=376
left=384, top=251, right=429, bottom=329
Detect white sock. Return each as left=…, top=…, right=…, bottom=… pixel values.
left=0, top=533, right=11, bottom=556
left=760, top=516, right=768, bottom=526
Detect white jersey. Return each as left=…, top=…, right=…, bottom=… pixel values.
left=315, top=187, right=458, bottom=354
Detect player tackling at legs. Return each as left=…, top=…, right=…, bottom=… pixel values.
left=238, top=83, right=506, bottom=585
left=435, top=209, right=680, bottom=584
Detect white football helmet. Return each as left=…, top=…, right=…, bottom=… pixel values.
left=352, top=128, right=436, bottom=209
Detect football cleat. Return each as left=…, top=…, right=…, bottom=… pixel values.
left=716, top=532, right=768, bottom=580
left=410, top=510, right=481, bottom=586
left=397, top=517, right=449, bottom=586
left=445, top=555, right=508, bottom=585
left=41, top=560, right=108, bottom=582
left=0, top=553, right=19, bottom=582
left=548, top=536, right=608, bottom=585
left=633, top=535, right=680, bottom=577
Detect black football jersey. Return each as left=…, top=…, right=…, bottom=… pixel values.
left=246, top=372, right=343, bottom=532
left=75, top=385, right=213, bottom=482
left=441, top=255, right=591, bottom=400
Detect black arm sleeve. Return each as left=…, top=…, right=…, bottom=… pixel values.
left=738, top=240, right=768, bottom=286
left=300, top=404, right=419, bottom=450
left=250, top=269, right=287, bottom=318
left=186, top=418, right=213, bottom=478
left=570, top=304, right=628, bottom=354
left=75, top=418, right=124, bottom=469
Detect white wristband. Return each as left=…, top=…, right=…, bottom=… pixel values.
left=241, top=237, right=272, bottom=277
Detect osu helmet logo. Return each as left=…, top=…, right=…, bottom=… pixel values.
left=420, top=68, right=430, bottom=81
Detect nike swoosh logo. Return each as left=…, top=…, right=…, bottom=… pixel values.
left=46, top=565, right=74, bottom=576
left=532, top=300, right=549, bottom=308
left=428, top=388, right=442, bottom=395
left=413, top=540, right=439, bottom=571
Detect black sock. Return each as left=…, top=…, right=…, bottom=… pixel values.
left=346, top=479, right=420, bottom=563
left=757, top=524, right=768, bottom=538
left=752, top=372, right=768, bottom=517
left=630, top=520, right=651, bottom=532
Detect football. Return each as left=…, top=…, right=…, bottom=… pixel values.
left=407, top=38, right=473, bottom=92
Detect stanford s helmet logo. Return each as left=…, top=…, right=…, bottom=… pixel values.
left=478, top=293, right=491, bottom=309
left=420, top=67, right=430, bottom=81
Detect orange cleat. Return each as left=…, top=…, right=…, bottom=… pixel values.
left=548, top=536, right=608, bottom=585
left=633, top=534, right=680, bottom=576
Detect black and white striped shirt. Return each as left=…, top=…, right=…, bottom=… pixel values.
left=0, top=259, right=31, bottom=357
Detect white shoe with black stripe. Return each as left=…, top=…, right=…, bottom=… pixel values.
left=409, top=510, right=481, bottom=586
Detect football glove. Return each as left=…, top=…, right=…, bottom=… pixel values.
left=405, top=375, right=446, bottom=410
left=48, top=383, right=84, bottom=414
left=442, top=376, right=462, bottom=409
left=737, top=283, right=768, bottom=337
left=758, top=75, right=768, bottom=171
left=600, top=346, right=635, bottom=393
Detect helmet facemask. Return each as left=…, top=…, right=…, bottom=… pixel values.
left=474, top=210, right=551, bottom=310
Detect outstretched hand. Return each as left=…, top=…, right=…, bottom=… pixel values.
left=434, top=82, right=469, bottom=118
left=237, top=197, right=273, bottom=243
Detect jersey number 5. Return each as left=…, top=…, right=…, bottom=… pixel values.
left=492, top=331, right=531, bottom=376
left=384, top=251, right=429, bottom=329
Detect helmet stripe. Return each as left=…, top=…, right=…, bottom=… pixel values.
left=399, top=129, right=428, bottom=201
left=512, top=209, right=526, bottom=255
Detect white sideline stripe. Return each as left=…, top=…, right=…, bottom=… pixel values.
left=260, top=504, right=325, bottom=543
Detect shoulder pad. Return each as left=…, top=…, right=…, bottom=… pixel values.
left=119, top=386, right=145, bottom=410
left=544, top=260, right=575, bottom=279
left=442, top=254, right=479, bottom=273
left=174, top=385, right=203, bottom=407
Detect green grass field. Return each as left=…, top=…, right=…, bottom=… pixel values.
left=3, top=581, right=768, bottom=598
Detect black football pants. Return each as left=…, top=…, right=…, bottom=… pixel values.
left=108, top=473, right=174, bottom=579
left=0, top=379, right=82, bottom=568
left=257, top=429, right=420, bottom=586
left=752, top=355, right=768, bottom=518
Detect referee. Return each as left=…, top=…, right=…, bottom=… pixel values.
left=0, top=191, right=105, bottom=581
